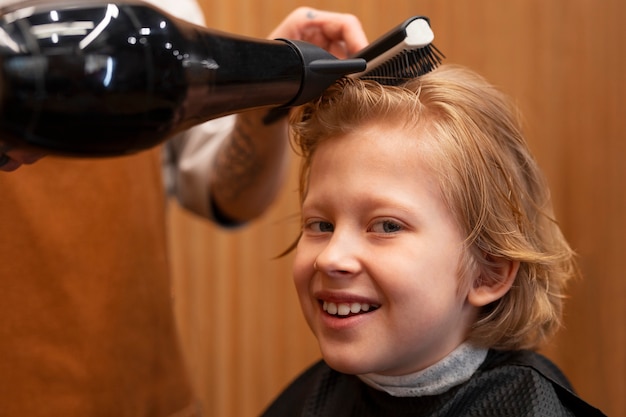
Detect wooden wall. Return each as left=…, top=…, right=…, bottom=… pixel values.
left=168, top=1, right=625, bottom=416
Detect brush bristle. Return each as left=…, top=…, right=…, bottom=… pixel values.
left=359, top=44, right=445, bottom=86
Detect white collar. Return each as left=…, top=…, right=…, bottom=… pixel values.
left=357, top=343, right=488, bottom=397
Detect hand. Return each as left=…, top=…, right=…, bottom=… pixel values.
left=0, top=142, right=46, bottom=172
left=210, top=8, right=368, bottom=222
left=268, top=7, right=368, bottom=58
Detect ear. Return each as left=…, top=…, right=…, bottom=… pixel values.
left=467, top=256, right=519, bottom=307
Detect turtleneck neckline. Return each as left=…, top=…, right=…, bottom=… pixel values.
left=357, top=343, right=488, bottom=397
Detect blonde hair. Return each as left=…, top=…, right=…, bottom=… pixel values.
left=290, top=64, right=578, bottom=350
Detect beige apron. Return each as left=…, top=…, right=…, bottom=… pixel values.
left=0, top=149, right=198, bottom=416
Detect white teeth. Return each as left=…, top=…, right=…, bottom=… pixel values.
left=323, top=301, right=378, bottom=316
left=323, top=301, right=338, bottom=315
left=338, top=304, right=351, bottom=316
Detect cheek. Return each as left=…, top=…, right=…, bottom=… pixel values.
left=292, top=248, right=314, bottom=295
left=292, top=248, right=318, bottom=331
left=380, top=249, right=463, bottom=304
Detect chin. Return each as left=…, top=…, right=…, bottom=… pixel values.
left=325, top=360, right=365, bottom=375
left=321, top=350, right=374, bottom=375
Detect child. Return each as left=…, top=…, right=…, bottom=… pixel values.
left=261, top=65, right=605, bottom=416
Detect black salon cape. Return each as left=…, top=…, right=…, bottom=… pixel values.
left=260, top=350, right=606, bottom=417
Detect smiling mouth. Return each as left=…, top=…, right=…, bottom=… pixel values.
left=322, top=301, right=380, bottom=318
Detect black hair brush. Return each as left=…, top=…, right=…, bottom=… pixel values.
left=351, top=16, right=444, bottom=85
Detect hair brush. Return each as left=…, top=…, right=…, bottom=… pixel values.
left=351, top=16, right=444, bottom=85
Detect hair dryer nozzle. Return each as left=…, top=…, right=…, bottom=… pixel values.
left=279, top=39, right=366, bottom=107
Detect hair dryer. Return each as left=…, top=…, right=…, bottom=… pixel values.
left=0, top=0, right=365, bottom=156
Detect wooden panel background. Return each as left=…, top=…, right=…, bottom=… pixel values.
left=168, top=1, right=625, bottom=416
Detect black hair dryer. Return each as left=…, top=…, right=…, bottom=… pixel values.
left=0, top=0, right=365, bottom=156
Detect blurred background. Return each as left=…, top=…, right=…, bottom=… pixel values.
left=167, top=0, right=624, bottom=416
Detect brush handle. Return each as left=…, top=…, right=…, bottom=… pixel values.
left=349, top=16, right=438, bottom=83
left=0, top=0, right=364, bottom=156
left=352, top=16, right=430, bottom=61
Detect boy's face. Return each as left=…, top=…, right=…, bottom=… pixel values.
left=293, top=122, right=480, bottom=377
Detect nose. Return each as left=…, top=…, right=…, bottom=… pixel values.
left=314, top=227, right=362, bottom=278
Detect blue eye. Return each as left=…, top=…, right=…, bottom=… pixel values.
left=318, top=222, right=334, bottom=232
left=307, top=221, right=334, bottom=233
left=371, top=220, right=403, bottom=233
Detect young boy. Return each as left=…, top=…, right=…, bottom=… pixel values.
left=262, top=65, right=605, bottom=416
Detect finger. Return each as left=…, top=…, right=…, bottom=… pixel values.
left=0, top=153, right=9, bottom=167
left=269, top=8, right=368, bottom=57
left=302, top=10, right=369, bottom=56
left=0, top=154, right=22, bottom=172
left=0, top=143, right=46, bottom=172
left=10, top=148, right=46, bottom=164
